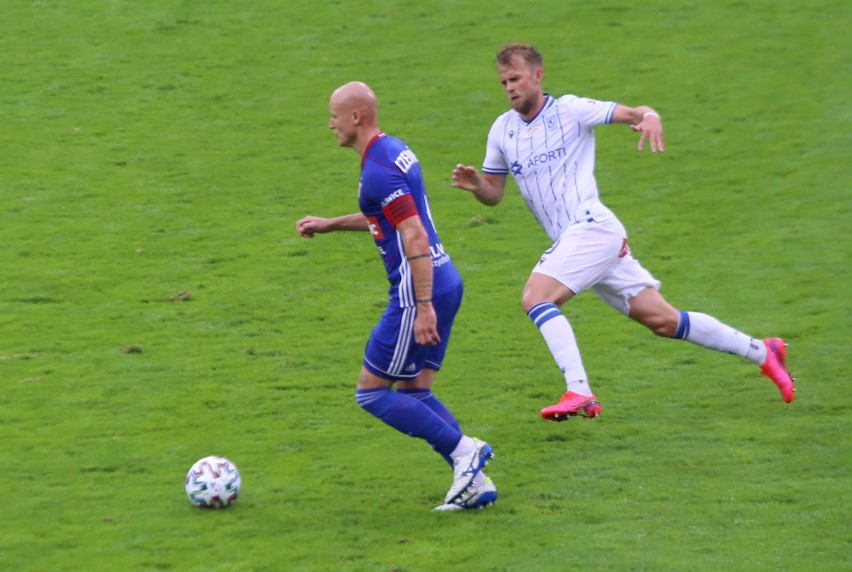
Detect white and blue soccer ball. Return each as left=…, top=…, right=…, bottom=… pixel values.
left=184, top=455, right=242, bottom=508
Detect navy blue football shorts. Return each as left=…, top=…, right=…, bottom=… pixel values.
left=362, top=282, right=463, bottom=381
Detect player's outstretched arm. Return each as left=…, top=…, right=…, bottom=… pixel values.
left=296, top=213, right=369, bottom=238
left=611, top=104, right=665, bottom=153
left=451, top=164, right=507, bottom=206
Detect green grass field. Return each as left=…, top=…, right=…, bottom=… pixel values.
left=1, top=1, right=849, bottom=570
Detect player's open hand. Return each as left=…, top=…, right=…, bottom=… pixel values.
left=451, top=163, right=481, bottom=191
left=631, top=114, right=665, bottom=153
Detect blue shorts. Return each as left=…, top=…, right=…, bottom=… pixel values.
left=363, top=282, right=463, bottom=381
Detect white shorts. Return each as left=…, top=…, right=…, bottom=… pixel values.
left=532, top=217, right=661, bottom=315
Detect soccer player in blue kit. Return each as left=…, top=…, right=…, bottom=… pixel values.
left=452, top=45, right=795, bottom=421
left=297, top=81, right=494, bottom=510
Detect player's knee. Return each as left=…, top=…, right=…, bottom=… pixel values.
left=521, top=290, right=562, bottom=312
left=521, top=274, right=573, bottom=312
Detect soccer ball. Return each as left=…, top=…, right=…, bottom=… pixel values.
left=184, top=455, right=242, bottom=508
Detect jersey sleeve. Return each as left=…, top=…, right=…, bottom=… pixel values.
left=382, top=193, right=418, bottom=226
left=562, top=95, right=618, bottom=127
left=482, top=115, right=510, bottom=175
left=361, top=162, right=419, bottom=226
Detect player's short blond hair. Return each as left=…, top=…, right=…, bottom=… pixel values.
left=496, top=44, right=543, bottom=68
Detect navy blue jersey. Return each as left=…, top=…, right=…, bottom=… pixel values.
left=358, top=133, right=461, bottom=306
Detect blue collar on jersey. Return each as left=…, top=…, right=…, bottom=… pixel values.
left=520, top=94, right=555, bottom=126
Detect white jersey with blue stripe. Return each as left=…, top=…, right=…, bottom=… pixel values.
left=482, top=94, right=619, bottom=242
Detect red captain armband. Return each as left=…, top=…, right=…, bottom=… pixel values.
left=382, top=193, right=419, bottom=226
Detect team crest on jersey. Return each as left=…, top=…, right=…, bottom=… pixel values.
left=365, top=215, right=384, bottom=239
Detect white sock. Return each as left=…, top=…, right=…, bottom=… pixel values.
left=676, top=311, right=767, bottom=365
left=450, top=435, right=475, bottom=460
left=567, top=379, right=594, bottom=397
left=536, top=309, right=592, bottom=395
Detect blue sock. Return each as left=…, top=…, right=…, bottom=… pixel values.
left=672, top=310, right=691, bottom=340
left=355, top=387, right=462, bottom=457
left=396, top=388, right=461, bottom=431
left=397, top=388, right=460, bottom=466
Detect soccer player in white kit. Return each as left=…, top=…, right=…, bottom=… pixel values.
left=452, top=44, right=795, bottom=421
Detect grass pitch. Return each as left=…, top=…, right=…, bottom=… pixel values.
left=1, top=1, right=849, bottom=570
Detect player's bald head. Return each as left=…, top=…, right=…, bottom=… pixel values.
left=330, top=81, right=378, bottom=124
